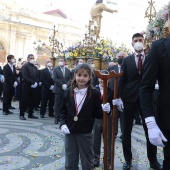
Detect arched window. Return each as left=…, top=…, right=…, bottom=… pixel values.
left=0, top=42, right=5, bottom=50
left=40, top=47, right=52, bottom=56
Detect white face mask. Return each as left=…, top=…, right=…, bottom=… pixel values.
left=78, top=62, right=83, bottom=65
left=134, top=42, right=144, bottom=51
left=91, top=64, right=95, bottom=69
left=58, top=61, right=64, bottom=66
left=65, top=65, right=68, bottom=68
left=29, top=59, right=35, bottom=64
left=47, top=62, right=52, bottom=67
left=11, top=59, right=15, bottom=63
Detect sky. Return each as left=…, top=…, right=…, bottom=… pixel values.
left=15, top=0, right=169, bottom=48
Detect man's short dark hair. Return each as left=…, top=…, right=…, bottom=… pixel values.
left=87, top=59, right=94, bottom=64
left=27, top=54, right=34, bottom=59
left=132, top=33, right=144, bottom=40
left=101, top=70, right=109, bottom=74
left=59, top=57, right=66, bottom=62
left=96, top=0, right=103, bottom=3
left=7, top=55, right=14, bottom=62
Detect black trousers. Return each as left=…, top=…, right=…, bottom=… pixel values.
left=3, top=85, right=14, bottom=112
left=162, top=129, right=170, bottom=170
left=20, top=82, right=35, bottom=117
left=40, top=87, right=54, bottom=115
left=93, top=115, right=112, bottom=167
left=115, top=109, right=124, bottom=137
left=122, top=99, right=157, bottom=162
left=54, top=93, right=63, bottom=121
left=34, top=86, right=41, bottom=108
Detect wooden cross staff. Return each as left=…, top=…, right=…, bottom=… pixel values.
left=110, top=70, right=123, bottom=170
left=95, top=70, right=123, bottom=170
left=95, top=70, right=115, bottom=170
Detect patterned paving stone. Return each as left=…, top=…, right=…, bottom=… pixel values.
left=0, top=102, right=163, bottom=170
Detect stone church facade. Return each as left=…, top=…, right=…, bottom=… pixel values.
left=0, top=1, right=83, bottom=66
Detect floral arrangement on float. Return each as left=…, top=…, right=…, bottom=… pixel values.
left=145, top=2, right=170, bottom=41
left=60, top=39, right=131, bottom=62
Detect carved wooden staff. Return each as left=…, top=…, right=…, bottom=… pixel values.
left=95, top=70, right=115, bottom=170
left=110, top=70, right=123, bottom=170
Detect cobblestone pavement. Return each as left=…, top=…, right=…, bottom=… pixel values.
left=0, top=102, right=163, bottom=170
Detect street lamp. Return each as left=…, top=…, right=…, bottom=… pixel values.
left=33, top=39, right=46, bottom=62
left=49, top=25, right=63, bottom=66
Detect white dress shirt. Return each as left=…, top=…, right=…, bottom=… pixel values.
left=8, top=63, right=14, bottom=72
left=134, top=51, right=145, bottom=68
left=74, top=87, right=88, bottom=114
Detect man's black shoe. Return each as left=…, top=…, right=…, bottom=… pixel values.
left=94, top=163, right=99, bottom=168
left=150, top=160, right=163, bottom=170
left=54, top=119, right=59, bottom=124
left=123, top=161, right=132, bottom=170
left=135, top=121, right=142, bottom=125
left=3, top=112, right=8, bottom=115
left=19, top=116, right=26, bottom=120
left=28, top=115, right=38, bottom=119
left=49, top=115, right=55, bottom=117
left=40, top=115, right=45, bottom=118
left=34, top=107, right=40, bottom=111
left=9, top=106, right=16, bottom=109
left=8, top=111, right=13, bottom=114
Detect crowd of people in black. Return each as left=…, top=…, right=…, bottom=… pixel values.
left=1, top=32, right=169, bottom=170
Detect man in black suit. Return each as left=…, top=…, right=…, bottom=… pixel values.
left=114, top=33, right=162, bottom=170
left=108, top=51, right=126, bottom=139
left=53, top=57, right=71, bottom=124
left=19, top=54, right=38, bottom=120
left=40, top=59, right=54, bottom=118
left=0, top=65, right=3, bottom=110
left=3, top=55, right=18, bottom=115
left=87, top=59, right=99, bottom=87
left=139, top=34, right=170, bottom=169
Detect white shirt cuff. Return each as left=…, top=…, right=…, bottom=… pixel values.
left=145, top=116, right=155, bottom=123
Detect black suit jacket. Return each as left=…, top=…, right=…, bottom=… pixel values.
left=108, top=64, right=119, bottom=90
left=40, top=68, right=54, bottom=89
left=95, top=86, right=114, bottom=112
left=53, top=66, right=71, bottom=94
left=60, top=88, right=103, bottom=133
left=0, top=66, right=3, bottom=75
left=140, top=37, right=170, bottom=130
left=21, top=62, right=38, bottom=85
left=3, top=64, right=17, bottom=87
left=117, top=54, right=146, bottom=102
left=92, top=70, right=99, bottom=87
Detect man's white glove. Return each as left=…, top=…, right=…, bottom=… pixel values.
left=101, top=103, right=110, bottom=113
left=155, top=84, right=159, bottom=90
left=31, top=82, right=38, bottom=88
left=62, top=84, right=67, bottom=90
left=13, top=81, right=18, bottom=87
left=1, top=75, right=4, bottom=83
left=39, top=82, right=42, bottom=86
left=112, top=98, right=124, bottom=112
left=145, top=117, right=167, bottom=147
left=61, top=124, right=70, bottom=135
left=49, top=85, right=54, bottom=90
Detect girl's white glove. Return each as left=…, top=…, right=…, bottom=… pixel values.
left=61, top=124, right=70, bottom=135
left=101, top=103, right=110, bottom=113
